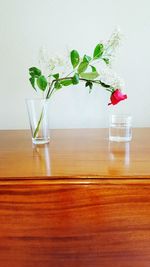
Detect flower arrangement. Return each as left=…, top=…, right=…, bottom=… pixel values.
left=28, top=29, right=127, bottom=138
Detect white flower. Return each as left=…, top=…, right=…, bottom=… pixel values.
left=38, top=46, right=51, bottom=75
left=99, top=67, right=125, bottom=89
left=107, top=27, right=122, bottom=50
left=38, top=46, right=71, bottom=78
left=103, top=27, right=123, bottom=63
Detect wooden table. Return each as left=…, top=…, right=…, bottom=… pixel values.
left=0, top=129, right=150, bottom=267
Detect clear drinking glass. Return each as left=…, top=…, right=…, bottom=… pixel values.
left=109, top=114, right=132, bottom=142
left=26, top=98, right=50, bottom=144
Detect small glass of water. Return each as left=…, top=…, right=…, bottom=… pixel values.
left=109, top=114, right=132, bottom=142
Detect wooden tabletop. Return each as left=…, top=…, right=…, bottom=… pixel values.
left=0, top=129, right=150, bottom=267
left=0, top=128, right=150, bottom=181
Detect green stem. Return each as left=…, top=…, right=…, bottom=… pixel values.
left=33, top=76, right=113, bottom=139
left=46, top=80, right=55, bottom=99
left=33, top=108, right=44, bottom=138
left=46, top=76, right=114, bottom=92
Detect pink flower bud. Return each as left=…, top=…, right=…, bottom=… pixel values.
left=108, top=89, right=127, bottom=105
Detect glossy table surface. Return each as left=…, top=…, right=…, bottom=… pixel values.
left=0, top=129, right=150, bottom=267
left=0, top=128, right=150, bottom=181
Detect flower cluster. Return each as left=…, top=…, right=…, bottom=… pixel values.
left=106, top=28, right=122, bottom=53
left=39, top=47, right=70, bottom=79
left=29, top=29, right=127, bottom=107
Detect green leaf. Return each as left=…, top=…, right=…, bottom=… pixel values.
left=93, top=44, right=104, bottom=59
left=83, top=55, right=92, bottom=63
left=85, top=81, right=93, bottom=93
left=100, top=81, right=111, bottom=88
left=29, top=77, right=36, bottom=90
left=72, top=73, right=79, bottom=85
left=53, top=73, right=59, bottom=79
left=54, top=81, right=62, bottom=90
left=37, top=75, right=47, bottom=91
left=77, top=61, right=88, bottom=74
left=90, top=65, right=97, bottom=72
left=70, top=50, right=80, bottom=68
left=29, top=67, right=41, bottom=77
left=80, top=72, right=99, bottom=80
left=85, top=81, right=93, bottom=89
left=60, top=79, right=73, bottom=86
left=103, top=58, right=110, bottom=65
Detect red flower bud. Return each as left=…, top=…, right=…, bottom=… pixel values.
left=108, top=89, right=127, bottom=106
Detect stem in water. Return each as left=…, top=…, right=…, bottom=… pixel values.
left=33, top=108, right=44, bottom=138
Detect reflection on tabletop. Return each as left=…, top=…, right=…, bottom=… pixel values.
left=108, top=142, right=130, bottom=175
left=32, top=143, right=51, bottom=176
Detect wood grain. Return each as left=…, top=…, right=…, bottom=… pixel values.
left=0, top=183, right=150, bottom=267
left=0, top=128, right=150, bottom=180
left=0, top=129, right=150, bottom=266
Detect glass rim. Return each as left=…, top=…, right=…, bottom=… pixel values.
left=25, top=98, right=48, bottom=102
left=109, top=114, right=132, bottom=121
left=110, top=113, right=132, bottom=118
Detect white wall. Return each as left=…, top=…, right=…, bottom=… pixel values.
left=0, top=0, right=150, bottom=129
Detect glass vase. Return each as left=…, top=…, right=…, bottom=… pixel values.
left=109, top=114, right=132, bottom=142
left=26, top=98, right=50, bottom=144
